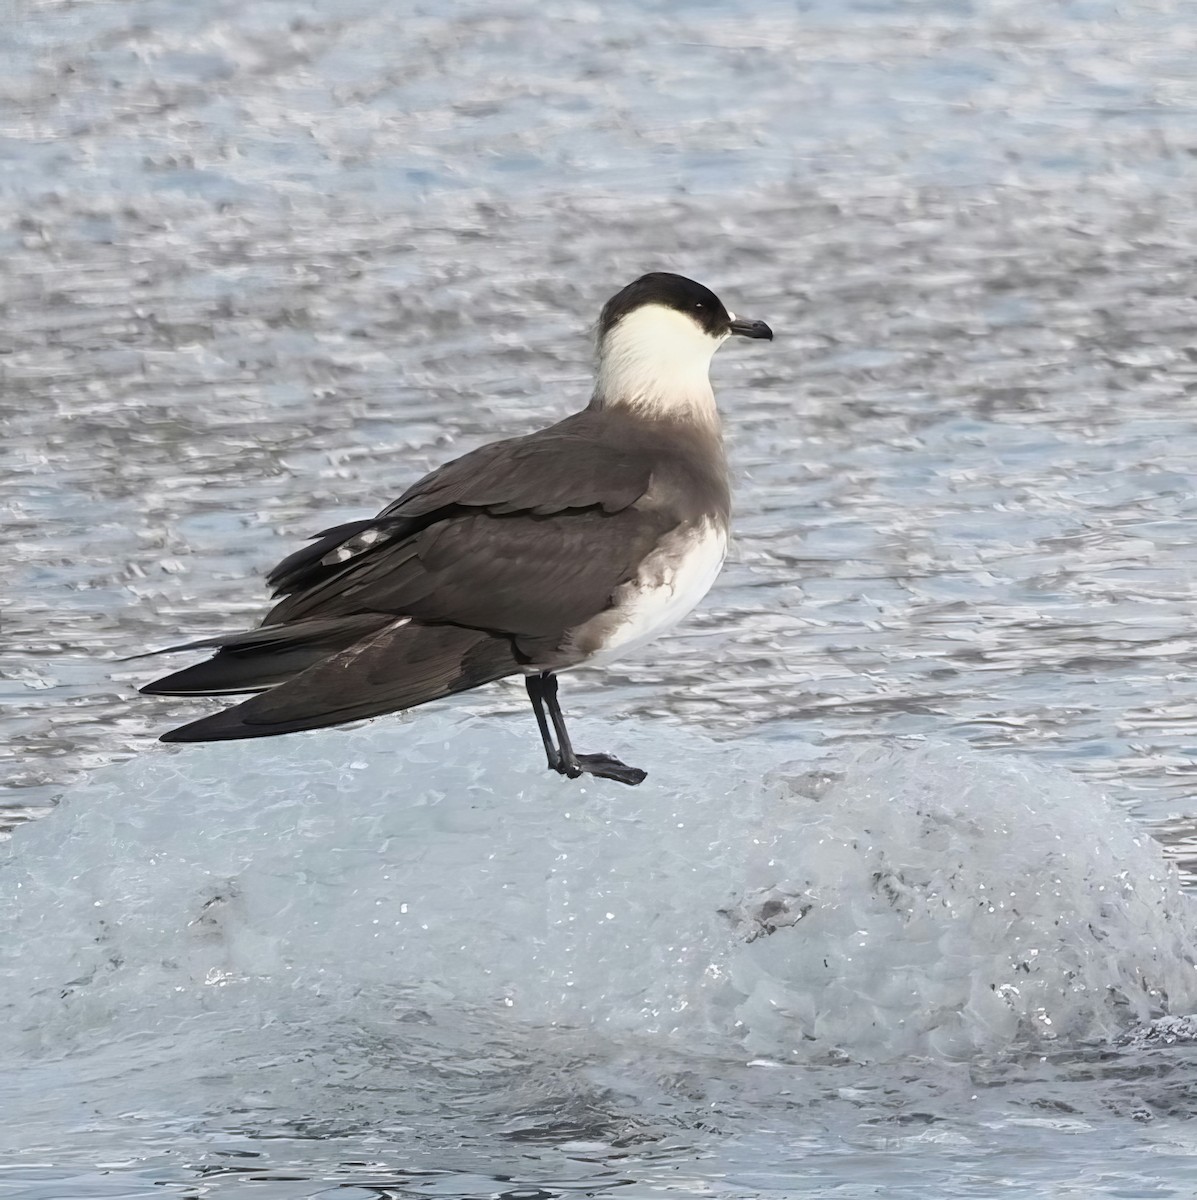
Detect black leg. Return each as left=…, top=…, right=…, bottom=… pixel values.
left=537, top=673, right=647, bottom=787
left=525, top=674, right=563, bottom=773
left=540, top=673, right=583, bottom=779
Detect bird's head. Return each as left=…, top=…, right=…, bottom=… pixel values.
left=593, top=272, right=772, bottom=422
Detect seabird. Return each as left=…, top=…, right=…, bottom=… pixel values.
left=138, top=272, right=773, bottom=786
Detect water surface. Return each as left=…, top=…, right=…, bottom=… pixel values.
left=4, top=0, right=1197, bottom=1194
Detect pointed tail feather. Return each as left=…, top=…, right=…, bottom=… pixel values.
left=138, top=614, right=394, bottom=696
left=159, top=621, right=522, bottom=742
left=140, top=648, right=328, bottom=696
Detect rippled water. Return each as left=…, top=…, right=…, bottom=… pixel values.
left=4, top=0, right=1197, bottom=1194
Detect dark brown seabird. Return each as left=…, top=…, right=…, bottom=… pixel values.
left=138, top=272, right=773, bottom=786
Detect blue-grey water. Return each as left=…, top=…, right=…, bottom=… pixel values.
left=4, top=0, right=1197, bottom=1195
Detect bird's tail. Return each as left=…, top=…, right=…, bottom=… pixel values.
left=137, top=614, right=396, bottom=696
left=155, top=619, right=523, bottom=743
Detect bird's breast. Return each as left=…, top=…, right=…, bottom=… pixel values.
left=568, top=518, right=728, bottom=669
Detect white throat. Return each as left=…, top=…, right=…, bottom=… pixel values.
left=592, top=304, right=726, bottom=425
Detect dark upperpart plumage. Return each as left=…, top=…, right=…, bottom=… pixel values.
left=137, top=272, right=772, bottom=785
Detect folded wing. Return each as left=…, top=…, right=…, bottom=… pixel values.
left=142, top=411, right=670, bottom=741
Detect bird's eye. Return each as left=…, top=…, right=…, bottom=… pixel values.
left=694, top=302, right=705, bottom=310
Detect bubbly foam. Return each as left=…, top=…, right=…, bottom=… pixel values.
left=2, top=714, right=1193, bottom=1084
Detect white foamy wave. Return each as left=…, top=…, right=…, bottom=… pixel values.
left=1, top=715, right=1193, bottom=1076
left=730, top=750, right=1197, bottom=1059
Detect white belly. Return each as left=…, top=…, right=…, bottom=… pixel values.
left=581, top=521, right=727, bottom=669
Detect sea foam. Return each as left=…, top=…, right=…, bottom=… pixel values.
left=2, top=713, right=1193, bottom=1080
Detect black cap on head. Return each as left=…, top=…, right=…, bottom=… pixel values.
left=599, top=272, right=772, bottom=341
left=600, top=272, right=732, bottom=339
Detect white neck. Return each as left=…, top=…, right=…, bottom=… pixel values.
left=591, top=304, right=726, bottom=427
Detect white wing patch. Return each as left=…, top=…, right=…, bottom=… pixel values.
left=321, top=526, right=387, bottom=568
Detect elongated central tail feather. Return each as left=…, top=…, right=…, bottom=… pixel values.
left=159, top=621, right=523, bottom=743
left=138, top=614, right=396, bottom=696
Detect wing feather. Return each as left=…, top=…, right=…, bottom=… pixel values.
left=264, top=506, right=671, bottom=634
left=265, top=412, right=655, bottom=603
left=146, top=410, right=681, bottom=722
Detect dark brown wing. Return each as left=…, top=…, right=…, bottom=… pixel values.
left=380, top=425, right=654, bottom=519
left=265, top=410, right=653, bottom=601
left=263, top=505, right=673, bottom=638
left=262, top=410, right=665, bottom=637
left=146, top=415, right=671, bottom=739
